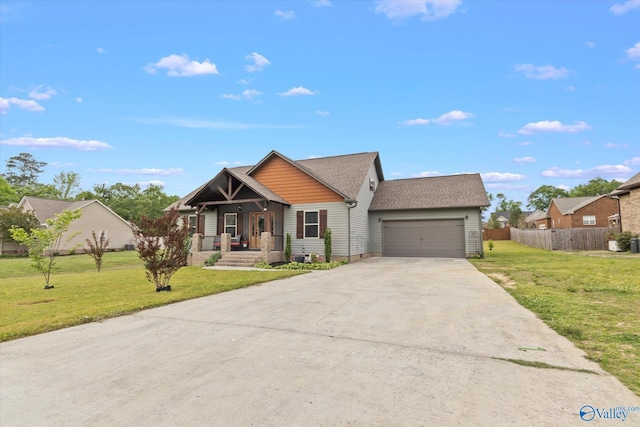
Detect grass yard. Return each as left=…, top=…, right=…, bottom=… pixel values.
left=470, top=241, right=640, bottom=397
left=0, top=251, right=305, bottom=342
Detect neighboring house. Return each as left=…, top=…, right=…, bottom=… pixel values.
left=15, top=197, right=135, bottom=253
left=178, top=150, right=490, bottom=263
left=525, top=209, right=547, bottom=229
left=490, top=210, right=534, bottom=228
left=610, top=172, right=640, bottom=234
left=543, top=195, right=618, bottom=229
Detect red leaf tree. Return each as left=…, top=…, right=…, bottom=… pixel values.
left=133, top=207, right=189, bottom=291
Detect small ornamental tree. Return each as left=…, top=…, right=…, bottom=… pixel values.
left=10, top=209, right=82, bottom=289
left=324, top=227, right=332, bottom=262
left=285, top=233, right=291, bottom=262
left=133, top=207, right=188, bottom=292
left=85, top=230, right=110, bottom=272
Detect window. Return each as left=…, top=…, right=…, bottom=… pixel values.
left=224, top=213, right=237, bottom=237
left=304, top=211, right=319, bottom=238
left=188, top=215, right=197, bottom=237
left=583, top=215, right=596, bottom=226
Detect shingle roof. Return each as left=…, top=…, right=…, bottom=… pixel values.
left=526, top=209, right=548, bottom=222
left=611, top=172, right=640, bottom=195
left=551, top=195, right=604, bottom=215
left=19, top=197, right=92, bottom=223
left=369, top=173, right=490, bottom=211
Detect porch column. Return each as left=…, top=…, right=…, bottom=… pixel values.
left=261, top=232, right=272, bottom=262
left=192, top=233, right=203, bottom=253
left=221, top=233, right=231, bottom=252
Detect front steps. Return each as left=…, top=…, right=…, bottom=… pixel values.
left=214, top=251, right=263, bottom=268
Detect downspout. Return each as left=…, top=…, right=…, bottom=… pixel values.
left=346, top=200, right=357, bottom=263
left=612, top=195, right=622, bottom=232
left=479, top=208, right=485, bottom=258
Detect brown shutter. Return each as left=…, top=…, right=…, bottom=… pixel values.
left=296, top=211, right=304, bottom=239
left=218, top=212, right=224, bottom=235
left=319, top=210, right=328, bottom=239
left=197, top=215, right=205, bottom=234
left=236, top=213, right=243, bottom=238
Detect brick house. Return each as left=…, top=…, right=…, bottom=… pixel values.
left=541, top=196, right=618, bottom=229
left=611, top=172, right=640, bottom=234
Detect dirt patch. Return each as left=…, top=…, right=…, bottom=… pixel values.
left=486, top=272, right=516, bottom=289
left=17, top=299, right=56, bottom=306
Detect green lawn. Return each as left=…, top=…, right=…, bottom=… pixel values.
left=470, top=241, right=640, bottom=397
left=0, top=251, right=305, bottom=342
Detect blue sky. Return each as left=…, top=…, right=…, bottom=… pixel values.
left=1, top=0, right=639, bottom=211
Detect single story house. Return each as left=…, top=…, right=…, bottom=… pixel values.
left=610, top=172, right=640, bottom=234
left=173, top=150, right=490, bottom=264
left=536, top=195, right=618, bottom=229
left=14, top=196, right=135, bottom=253
left=524, top=209, right=547, bottom=228
left=490, top=210, right=534, bottom=228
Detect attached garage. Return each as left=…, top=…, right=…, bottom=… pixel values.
left=382, top=219, right=465, bottom=258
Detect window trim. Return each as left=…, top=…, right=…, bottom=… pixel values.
left=304, top=210, right=319, bottom=238
left=224, top=213, right=237, bottom=237
left=583, top=215, right=596, bottom=226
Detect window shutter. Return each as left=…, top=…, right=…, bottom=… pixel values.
left=296, top=211, right=304, bottom=239
left=197, top=215, right=205, bottom=234
left=218, top=213, right=224, bottom=235
left=237, top=213, right=243, bottom=237
left=319, top=210, right=328, bottom=238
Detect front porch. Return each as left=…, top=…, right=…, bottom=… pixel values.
left=189, top=232, right=285, bottom=267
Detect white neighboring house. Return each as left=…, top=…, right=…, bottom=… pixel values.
left=13, top=196, right=135, bottom=254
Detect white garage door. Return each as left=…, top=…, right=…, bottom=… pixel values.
left=382, top=219, right=465, bottom=258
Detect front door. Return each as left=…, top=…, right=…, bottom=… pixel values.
left=249, top=212, right=275, bottom=249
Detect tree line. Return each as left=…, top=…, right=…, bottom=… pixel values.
left=486, top=177, right=622, bottom=229
left=0, top=152, right=179, bottom=224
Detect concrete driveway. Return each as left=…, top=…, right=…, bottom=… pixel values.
left=1, top=258, right=638, bottom=426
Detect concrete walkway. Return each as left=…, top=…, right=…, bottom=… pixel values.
left=1, top=258, right=638, bottom=426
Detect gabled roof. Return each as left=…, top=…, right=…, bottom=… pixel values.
left=18, top=197, right=93, bottom=224
left=525, top=209, right=548, bottom=222
left=611, top=172, right=640, bottom=195
left=369, top=173, right=489, bottom=211
left=492, top=210, right=535, bottom=221
left=550, top=195, right=606, bottom=215
left=17, top=196, right=131, bottom=228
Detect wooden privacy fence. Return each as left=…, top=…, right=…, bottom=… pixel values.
left=510, top=227, right=616, bottom=251
left=483, top=228, right=511, bottom=241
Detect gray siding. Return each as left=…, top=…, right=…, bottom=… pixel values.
left=368, top=208, right=483, bottom=257
left=350, top=162, right=381, bottom=256
left=284, top=202, right=348, bottom=258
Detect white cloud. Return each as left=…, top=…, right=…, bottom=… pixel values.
left=625, top=157, right=640, bottom=166
left=244, top=52, right=271, bottom=73
left=481, top=172, right=528, bottom=182
left=513, top=156, right=536, bottom=164
left=0, top=136, right=112, bottom=151
left=274, top=9, right=295, bottom=20
left=605, top=142, right=629, bottom=149
left=0, top=97, right=45, bottom=113
left=76, top=97, right=83, bottom=103
left=307, top=0, right=331, bottom=6
left=390, top=172, right=403, bottom=177
left=144, top=54, right=219, bottom=77
left=558, top=184, right=571, bottom=191
left=541, top=165, right=633, bottom=179
left=242, top=89, right=263, bottom=99
left=221, top=94, right=241, bottom=101
left=117, top=168, right=183, bottom=176
left=138, top=180, right=166, bottom=188
left=374, top=0, right=463, bottom=22
left=518, top=120, right=591, bottom=135
left=237, top=78, right=251, bottom=85
left=514, top=63, right=573, bottom=80
left=432, top=110, right=473, bottom=125
left=565, top=85, right=576, bottom=91
left=518, top=141, right=533, bottom=146
left=96, top=47, right=107, bottom=54
left=414, top=171, right=442, bottom=177
left=315, top=110, right=330, bottom=116
left=584, top=41, right=596, bottom=48
left=28, top=85, right=57, bottom=100
left=401, top=118, right=430, bottom=126
left=610, top=0, right=640, bottom=15
left=626, top=42, right=640, bottom=69
left=498, top=131, right=516, bottom=138
left=278, top=86, right=316, bottom=96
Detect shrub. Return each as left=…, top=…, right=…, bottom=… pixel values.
left=205, top=252, right=222, bottom=266
left=85, top=230, right=110, bottom=272
left=285, top=233, right=291, bottom=262
left=324, top=227, right=332, bottom=262
left=254, top=261, right=272, bottom=269
left=488, top=240, right=495, bottom=251
left=614, top=232, right=639, bottom=252
left=274, top=260, right=346, bottom=270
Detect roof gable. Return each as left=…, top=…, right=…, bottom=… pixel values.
left=550, top=195, right=606, bottom=215
left=17, top=197, right=129, bottom=226
left=369, top=173, right=490, bottom=211
left=611, top=172, right=640, bottom=195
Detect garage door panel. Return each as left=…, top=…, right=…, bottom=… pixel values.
left=383, top=219, right=465, bottom=258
